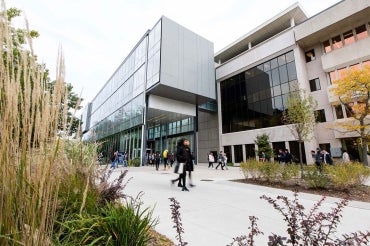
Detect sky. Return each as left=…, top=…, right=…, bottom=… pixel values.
left=6, top=0, right=341, bottom=111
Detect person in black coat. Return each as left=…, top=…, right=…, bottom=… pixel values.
left=171, top=138, right=192, bottom=191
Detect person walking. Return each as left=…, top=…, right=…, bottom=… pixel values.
left=169, top=152, right=175, bottom=167
left=278, top=149, right=286, bottom=164
left=284, top=149, right=293, bottom=164
left=342, top=149, right=350, bottom=163
left=155, top=151, right=161, bottom=171
left=313, top=148, right=323, bottom=172
left=223, top=152, right=228, bottom=170
left=208, top=152, right=215, bottom=168
left=322, top=149, right=334, bottom=165
left=163, top=149, right=169, bottom=169
left=215, top=151, right=224, bottom=170
left=110, top=150, right=118, bottom=169
left=171, top=138, right=192, bottom=191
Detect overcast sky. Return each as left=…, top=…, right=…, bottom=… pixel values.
left=6, top=0, right=341, bottom=110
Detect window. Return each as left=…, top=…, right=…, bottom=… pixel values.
left=220, top=51, right=297, bottom=133
left=355, top=25, right=368, bottom=40
left=337, top=67, right=347, bottom=80
left=315, top=109, right=326, bottom=123
left=309, top=78, right=321, bottom=92
left=332, top=35, right=343, bottom=50
left=344, top=102, right=355, bottom=117
left=334, top=105, right=344, bottom=119
left=329, top=71, right=336, bottom=84
left=343, top=30, right=355, bottom=45
left=323, top=40, right=331, bottom=53
left=305, top=49, right=316, bottom=62
left=319, top=143, right=331, bottom=154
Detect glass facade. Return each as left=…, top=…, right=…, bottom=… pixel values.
left=85, top=21, right=163, bottom=157
left=220, top=51, right=297, bottom=133
left=146, top=21, right=161, bottom=89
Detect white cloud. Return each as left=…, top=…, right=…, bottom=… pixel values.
left=6, top=0, right=341, bottom=108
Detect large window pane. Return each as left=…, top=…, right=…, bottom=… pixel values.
left=332, top=35, right=343, bottom=50
left=287, top=62, right=297, bottom=81
left=355, top=25, right=368, bottom=40
left=271, top=68, right=280, bottom=86
left=281, top=83, right=289, bottom=94
left=309, top=78, right=321, bottom=92
left=273, top=85, right=281, bottom=97
left=270, top=58, right=278, bottom=69
left=335, top=105, right=344, bottom=119
left=278, top=54, right=286, bottom=66
left=221, top=51, right=295, bottom=133
left=323, top=40, right=331, bottom=53
left=343, top=30, right=355, bottom=45
left=279, top=65, right=288, bottom=83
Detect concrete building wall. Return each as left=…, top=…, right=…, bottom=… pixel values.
left=197, top=110, right=219, bottom=163
left=216, top=29, right=296, bottom=81
left=321, top=38, right=370, bottom=71
left=295, top=0, right=370, bottom=41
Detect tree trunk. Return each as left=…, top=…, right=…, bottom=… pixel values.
left=361, top=138, right=368, bottom=166
left=360, top=119, right=368, bottom=166
left=298, top=141, right=304, bottom=179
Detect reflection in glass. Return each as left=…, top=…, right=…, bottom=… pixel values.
left=220, top=51, right=297, bottom=133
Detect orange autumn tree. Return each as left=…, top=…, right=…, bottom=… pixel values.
left=329, top=65, right=370, bottom=166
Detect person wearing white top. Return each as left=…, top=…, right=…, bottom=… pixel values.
left=342, top=150, right=350, bottom=163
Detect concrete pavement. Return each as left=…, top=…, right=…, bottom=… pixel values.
left=110, top=163, right=370, bottom=246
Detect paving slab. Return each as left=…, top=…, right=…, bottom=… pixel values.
left=109, top=163, right=370, bottom=246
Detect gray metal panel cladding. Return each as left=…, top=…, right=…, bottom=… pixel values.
left=160, top=16, right=216, bottom=100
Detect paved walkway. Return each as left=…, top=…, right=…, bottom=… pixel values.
left=109, top=163, right=370, bottom=246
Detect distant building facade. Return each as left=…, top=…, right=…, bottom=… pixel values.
left=215, top=0, right=370, bottom=164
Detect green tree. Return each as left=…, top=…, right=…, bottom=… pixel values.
left=255, top=133, right=273, bottom=161
left=47, top=81, right=83, bottom=135
left=329, top=65, right=370, bottom=166
left=282, top=89, right=317, bottom=175
left=4, top=7, right=83, bottom=136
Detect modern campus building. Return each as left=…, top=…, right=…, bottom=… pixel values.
left=82, top=0, right=370, bottom=165
left=81, top=16, right=217, bottom=164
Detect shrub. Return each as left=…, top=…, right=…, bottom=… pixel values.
left=240, top=160, right=263, bottom=180
left=129, top=157, right=141, bottom=167
left=169, top=197, right=187, bottom=246
left=260, top=161, right=281, bottom=183
left=229, top=191, right=370, bottom=245
left=327, top=162, right=370, bottom=190
left=58, top=195, right=157, bottom=246
left=303, top=165, right=330, bottom=189
left=281, top=164, right=300, bottom=181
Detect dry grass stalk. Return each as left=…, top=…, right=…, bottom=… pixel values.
left=0, top=1, right=72, bottom=244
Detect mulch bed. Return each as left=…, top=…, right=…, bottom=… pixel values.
left=231, top=178, right=370, bottom=203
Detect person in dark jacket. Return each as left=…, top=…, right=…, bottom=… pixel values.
left=171, top=138, right=192, bottom=191
left=155, top=151, right=161, bottom=171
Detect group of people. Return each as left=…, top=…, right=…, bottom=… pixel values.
left=207, top=151, right=228, bottom=170
left=110, top=150, right=128, bottom=168
left=277, top=149, right=294, bottom=164
left=311, top=148, right=335, bottom=171
left=146, top=151, right=175, bottom=170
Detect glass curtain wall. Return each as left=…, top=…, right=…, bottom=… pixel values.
left=220, top=51, right=297, bottom=133
left=89, top=32, right=148, bottom=141
left=146, top=21, right=161, bottom=89
left=147, top=117, right=194, bottom=156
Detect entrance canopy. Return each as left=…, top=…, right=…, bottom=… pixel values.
left=146, top=94, right=196, bottom=125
